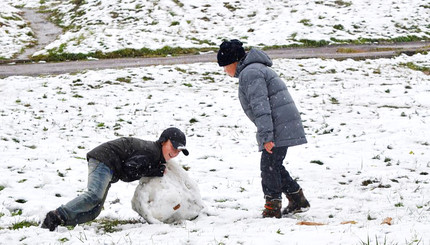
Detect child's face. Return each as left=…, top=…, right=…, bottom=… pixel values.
left=161, top=140, right=180, bottom=161
left=223, top=62, right=237, bottom=77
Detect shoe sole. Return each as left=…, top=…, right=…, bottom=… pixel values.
left=282, top=206, right=310, bottom=216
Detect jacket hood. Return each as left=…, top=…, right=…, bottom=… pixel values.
left=235, top=48, right=272, bottom=77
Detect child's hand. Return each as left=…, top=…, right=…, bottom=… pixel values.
left=264, top=142, right=275, bottom=154
left=146, top=164, right=166, bottom=177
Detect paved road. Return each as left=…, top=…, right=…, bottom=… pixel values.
left=1, top=41, right=429, bottom=77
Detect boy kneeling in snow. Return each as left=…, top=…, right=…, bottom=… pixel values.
left=41, top=127, right=189, bottom=231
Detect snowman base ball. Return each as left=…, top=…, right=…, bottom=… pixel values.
left=131, top=160, right=205, bottom=224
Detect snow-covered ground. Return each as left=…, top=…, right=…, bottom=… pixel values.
left=0, top=3, right=35, bottom=59
left=1, top=0, right=430, bottom=59
left=1, top=52, right=429, bottom=244
left=1, top=0, right=429, bottom=244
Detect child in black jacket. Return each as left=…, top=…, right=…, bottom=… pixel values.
left=41, top=127, right=188, bottom=231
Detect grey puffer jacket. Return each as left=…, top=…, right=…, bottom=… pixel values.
left=235, top=48, right=307, bottom=151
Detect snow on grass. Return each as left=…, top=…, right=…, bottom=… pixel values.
left=0, top=52, right=429, bottom=244
left=0, top=3, right=35, bottom=59
left=2, top=0, right=430, bottom=59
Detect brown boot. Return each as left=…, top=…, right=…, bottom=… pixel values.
left=282, top=189, right=310, bottom=215
left=262, top=198, right=282, bottom=218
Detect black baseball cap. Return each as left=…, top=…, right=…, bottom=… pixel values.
left=159, top=127, right=189, bottom=156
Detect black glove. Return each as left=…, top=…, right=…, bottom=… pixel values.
left=144, top=163, right=166, bottom=177
left=123, top=155, right=166, bottom=180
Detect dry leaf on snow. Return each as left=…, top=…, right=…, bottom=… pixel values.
left=381, top=217, right=393, bottom=225
left=296, top=221, right=325, bottom=226
left=341, top=221, right=357, bottom=225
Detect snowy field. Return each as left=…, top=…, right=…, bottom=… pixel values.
left=1, top=0, right=430, bottom=244
left=1, top=0, right=430, bottom=59
left=1, top=52, right=429, bottom=244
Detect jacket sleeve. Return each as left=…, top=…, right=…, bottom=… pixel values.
left=123, top=155, right=165, bottom=181
left=123, top=155, right=150, bottom=181
left=243, top=69, right=274, bottom=144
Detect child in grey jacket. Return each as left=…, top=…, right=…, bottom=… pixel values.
left=217, top=39, right=310, bottom=218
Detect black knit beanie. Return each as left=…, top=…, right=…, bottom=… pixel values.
left=217, top=39, right=246, bottom=67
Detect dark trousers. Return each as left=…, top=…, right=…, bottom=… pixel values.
left=260, top=146, right=300, bottom=200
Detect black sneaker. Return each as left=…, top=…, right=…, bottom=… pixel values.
left=282, top=189, right=310, bottom=215
left=41, top=210, right=63, bottom=231
left=262, top=199, right=282, bottom=218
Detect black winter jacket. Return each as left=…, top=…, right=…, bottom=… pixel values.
left=86, top=137, right=166, bottom=183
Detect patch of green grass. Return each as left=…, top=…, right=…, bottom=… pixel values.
left=189, top=37, right=216, bottom=46
left=96, top=218, right=141, bottom=233
left=28, top=35, right=430, bottom=63
left=367, top=214, right=376, bottom=221
left=223, top=2, right=239, bottom=11
left=9, top=220, right=38, bottom=230
left=142, top=76, right=154, bottom=81
left=394, top=202, right=404, bottom=208
left=116, top=77, right=131, bottom=83
left=32, top=46, right=216, bottom=62
left=202, top=76, right=215, bottom=83
left=1, top=14, right=22, bottom=21
left=57, top=170, right=66, bottom=177
left=400, top=62, right=430, bottom=74
left=333, top=24, right=344, bottom=30
left=170, top=21, right=180, bottom=26
left=59, top=237, right=69, bottom=243
left=0, top=186, right=4, bottom=191
left=378, top=105, right=411, bottom=109
left=175, top=67, right=187, bottom=73
left=11, top=209, right=23, bottom=216
left=172, top=0, right=184, bottom=7
left=310, top=160, right=324, bottom=165
left=15, top=199, right=27, bottom=204
left=299, top=19, right=312, bottom=27
left=334, top=0, right=352, bottom=7
left=330, top=96, right=339, bottom=104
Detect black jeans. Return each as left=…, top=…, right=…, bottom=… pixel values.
left=260, top=146, right=300, bottom=200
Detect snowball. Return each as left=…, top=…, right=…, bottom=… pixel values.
left=131, top=160, right=205, bottom=224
